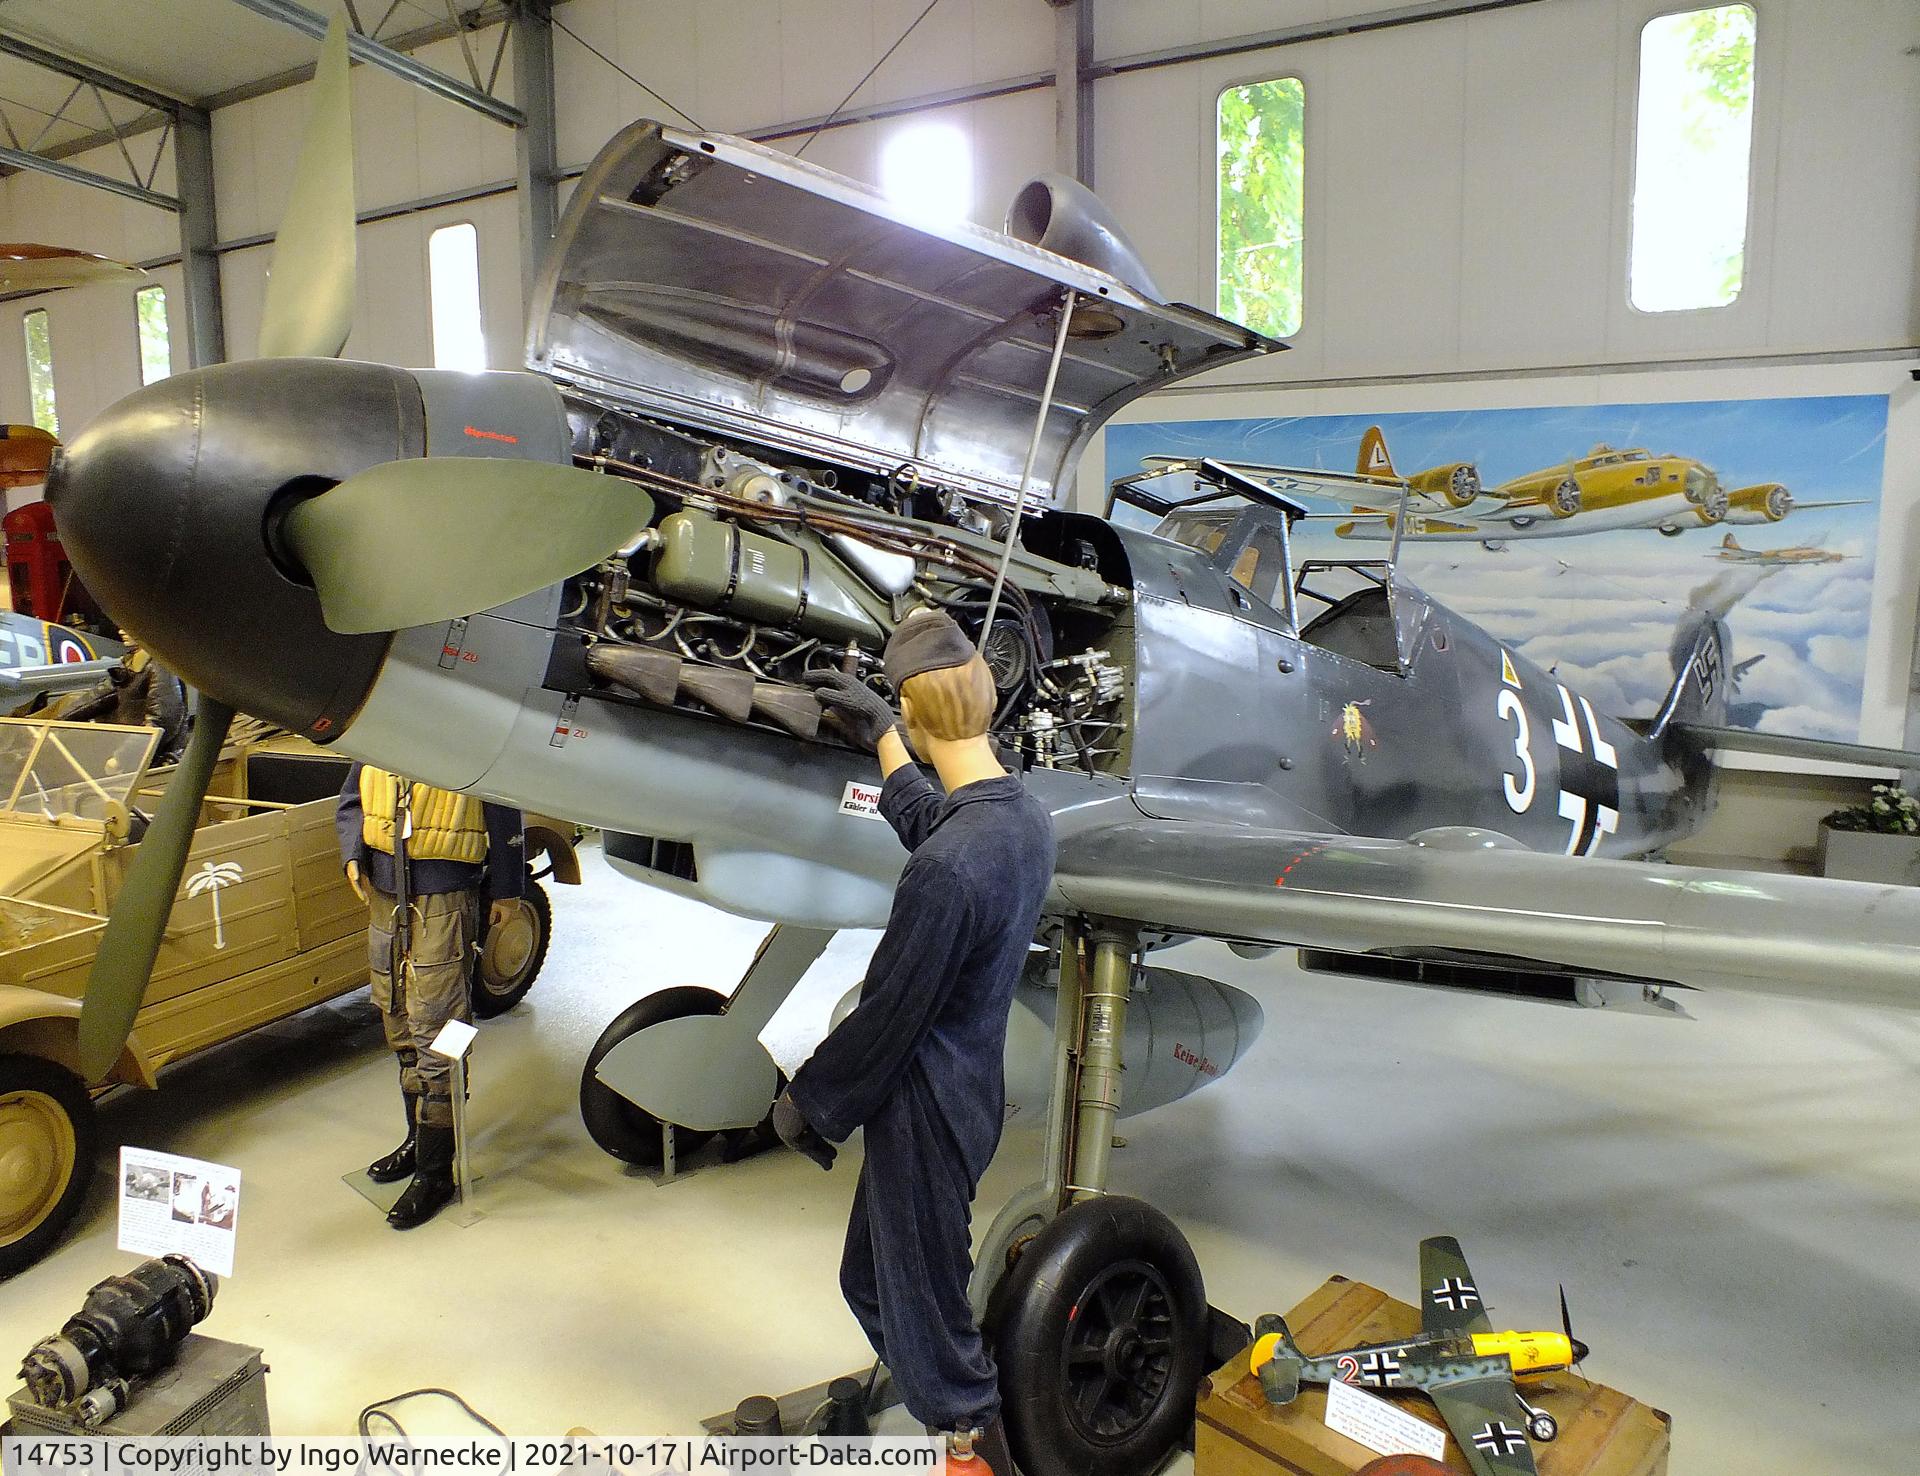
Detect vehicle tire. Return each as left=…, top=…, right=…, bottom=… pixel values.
left=579, top=987, right=725, bottom=1165
left=0, top=1055, right=96, bottom=1279
left=472, top=880, right=552, bottom=1019
left=1528, top=1412, right=1558, bottom=1442
left=985, top=1195, right=1208, bottom=1476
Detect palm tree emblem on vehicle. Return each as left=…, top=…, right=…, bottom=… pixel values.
left=185, top=861, right=245, bottom=950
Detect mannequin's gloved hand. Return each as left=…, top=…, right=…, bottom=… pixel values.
left=806, top=671, right=902, bottom=753
left=772, top=1091, right=837, bottom=1171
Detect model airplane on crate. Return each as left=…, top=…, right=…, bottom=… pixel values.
left=1252, top=1237, right=1586, bottom=1476
left=38, top=16, right=1920, bottom=1476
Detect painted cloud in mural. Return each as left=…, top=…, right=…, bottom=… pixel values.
left=1106, top=396, right=1888, bottom=742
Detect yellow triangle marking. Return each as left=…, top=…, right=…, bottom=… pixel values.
left=1500, top=650, right=1520, bottom=688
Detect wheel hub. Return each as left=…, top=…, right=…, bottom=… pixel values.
left=0, top=1089, right=76, bottom=1239
left=1061, top=1259, right=1176, bottom=1442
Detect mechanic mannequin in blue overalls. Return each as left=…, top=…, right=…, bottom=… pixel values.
left=776, top=609, right=1057, bottom=1475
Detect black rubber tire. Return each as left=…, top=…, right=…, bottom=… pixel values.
left=472, top=879, right=552, bottom=1019
left=0, top=1054, right=97, bottom=1280
left=986, top=1195, right=1207, bottom=1476
left=1529, top=1412, right=1558, bottom=1442
left=579, top=987, right=724, bottom=1165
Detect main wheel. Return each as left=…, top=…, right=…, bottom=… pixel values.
left=1528, top=1411, right=1558, bottom=1442
left=986, top=1196, right=1207, bottom=1476
left=579, top=987, right=724, bottom=1166
left=0, top=1055, right=96, bottom=1279
left=473, top=880, right=552, bottom=1018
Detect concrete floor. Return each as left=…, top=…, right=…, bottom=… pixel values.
left=6, top=837, right=1918, bottom=1469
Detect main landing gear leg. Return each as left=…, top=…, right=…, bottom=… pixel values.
left=975, top=923, right=1210, bottom=1476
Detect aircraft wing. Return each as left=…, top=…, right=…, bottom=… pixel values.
left=1419, top=1235, right=1493, bottom=1336
left=0, top=657, right=117, bottom=702
left=1050, top=817, right=1920, bottom=1009
left=1139, top=456, right=1455, bottom=514
left=1426, top=1376, right=1539, bottom=1476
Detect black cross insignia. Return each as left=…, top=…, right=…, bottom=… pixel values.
left=1552, top=683, right=1620, bottom=857
left=1358, top=1350, right=1403, bottom=1387
left=1430, top=1276, right=1479, bottom=1311
left=1473, top=1422, right=1528, bottom=1457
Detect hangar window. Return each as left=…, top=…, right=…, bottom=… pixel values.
left=1630, top=5, right=1757, bottom=312
left=135, top=285, right=171, bottom=385
left=881, top=122, right=973, bottom=224
left=1217, top=77, right=1305, bottom=339
left=22, top=310, right=57, bottom=436
left=428, top=222, right=487, bottom=372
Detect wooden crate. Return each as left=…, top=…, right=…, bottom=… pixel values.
left=1195, top=1276, right=1670, bottom=1476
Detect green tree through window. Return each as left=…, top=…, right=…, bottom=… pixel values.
left=1631, top=5, right=1756, bottom=311
left=1217, top=77, right=1305, bottom=339
left=135, top=285, right=171, bottom=385
left=22, top=310, right=57, bottom=437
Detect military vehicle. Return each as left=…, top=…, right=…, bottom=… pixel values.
left=0, top=717, right=574, bottom=1277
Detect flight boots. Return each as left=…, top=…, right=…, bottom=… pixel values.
left=386, top=1123, right=456, bottom=1229
left=366, top=1097, right=418, bottom=1184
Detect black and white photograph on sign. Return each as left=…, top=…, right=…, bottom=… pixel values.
left=199, top=1177, right=238, bottom=1230
left=169, top=1172, right=200, bottom=1224
left=119, top=1145, right=240, bottom=1276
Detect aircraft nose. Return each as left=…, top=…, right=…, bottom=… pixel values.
left=47, top=358, right=423, bottom=739
left=1571, top=1338, right=1591, bottom=1364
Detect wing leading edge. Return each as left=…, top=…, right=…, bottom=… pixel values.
left=1051, top=818, right=1920, bottom=1009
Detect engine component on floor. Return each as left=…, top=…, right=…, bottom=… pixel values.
left=18, top=1253, right=217, bottom=1425
left=653, top=510, right=886, bottom=647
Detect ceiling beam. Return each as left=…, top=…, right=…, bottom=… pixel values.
left=229, top=0, right=526, bottom=127
left=0, top=142, right=178, bottom=209
left=0, top=29, right=190, bottom=117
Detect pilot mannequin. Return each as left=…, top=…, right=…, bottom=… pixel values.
left=777, top=609, right=1056, bottom=1475
left=336, top=765, right=523, bottom=1229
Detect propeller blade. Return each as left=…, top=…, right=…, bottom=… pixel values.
left=257, top=13, right=356, bottom=359
left=281, top=458, right=654, bottom=634
left=1560, top=1283, right=1572, bottom=1340
left=78, top=698, right=236, bottom=1082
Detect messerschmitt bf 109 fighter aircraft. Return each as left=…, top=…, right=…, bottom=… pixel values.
left=39, top=19, right=1920, bottom=1476
left=1251, top=1237, right=1588, bottom=1476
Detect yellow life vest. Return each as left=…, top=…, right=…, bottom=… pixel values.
left=359, top=766, right=488, bottom=865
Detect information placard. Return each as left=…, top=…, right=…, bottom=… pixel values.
left=118, top=1145, right=240, bottom=1276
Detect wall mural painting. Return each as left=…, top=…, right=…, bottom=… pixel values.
left=1105, top=395, right=1890, bottom=742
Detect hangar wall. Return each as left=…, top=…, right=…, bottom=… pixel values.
left=0, top=0, right=1914, bottom=853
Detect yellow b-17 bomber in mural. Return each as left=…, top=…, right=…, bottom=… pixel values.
left=1191, top=427, right=1863, bottom=547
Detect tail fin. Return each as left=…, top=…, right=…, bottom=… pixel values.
left=1357, top=425, right=1396, bottom=480
left=1647, top=610, right=1730, bottom=740
left=1721, top=532, right=1738, bottom=550
left=1250, top=1313, right=1305, bottom=1405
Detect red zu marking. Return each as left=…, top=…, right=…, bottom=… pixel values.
left=1173, top=1042, right=1220, bottom=1078
left=463, top=425, right=518, bottom=444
